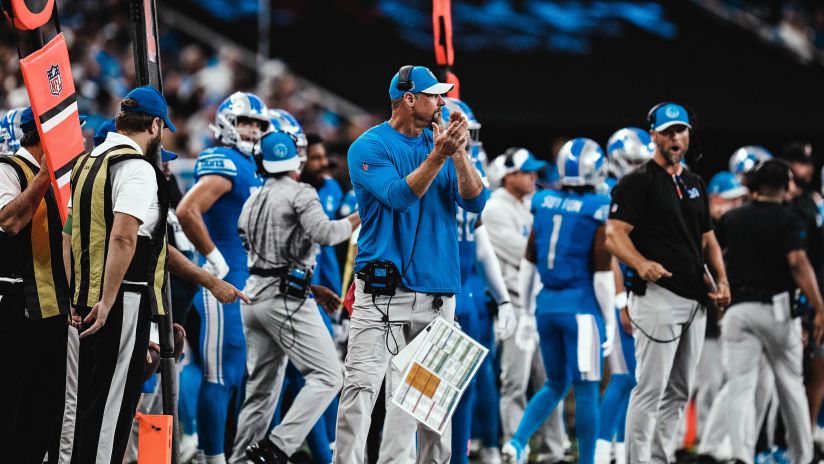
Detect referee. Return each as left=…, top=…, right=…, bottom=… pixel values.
left=606, top=102, right=730, bottom=464
left=712, top=159, right=824, bottom=464
left=70, top=86, right=248, bottom=464
left=0, top=107, right=76, bottom=463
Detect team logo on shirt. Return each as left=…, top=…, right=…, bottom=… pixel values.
left=687, top=187, right=700, bottom=199
left=47, top=64, right=62, bottom=96
left=361, top=162, right=369, bottom=171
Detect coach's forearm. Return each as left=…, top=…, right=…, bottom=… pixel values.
left=605, top=227, right=646, bottom=271
left=406, top=148, right=448, bottom=197
left=452, top=149, right=483, bottom=199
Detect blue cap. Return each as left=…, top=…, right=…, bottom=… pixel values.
left=388, top=66, right=454, bottom=100
left=708, top=171, right=748, bottom=199
left=123, top=85, right=176, bottom=133
left=651, top=103, right=691, bottom=132
left=20, top=107, right=36, bottom=134
left=259, top=131, right=299, bottom=174
left=94, top=117, right=177, bottom=161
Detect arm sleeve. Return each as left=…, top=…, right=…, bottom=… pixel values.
left=609, top=172, right=648, bottom=225
left=348, top=138, right=418, bottom=213
left=474, top=224, right=511, bottom=304
left=111, top=160, right=157, bottom=224
left=481, top=200, right=526, bottom=267
left=295, top=185, right=353, bottom=246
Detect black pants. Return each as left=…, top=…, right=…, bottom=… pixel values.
left=72, top=288, right=151, bottom=464
left=0, top=286, right=74, bottom=464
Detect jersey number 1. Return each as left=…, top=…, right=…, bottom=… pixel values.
left=547, top=214, right=562, bottom=270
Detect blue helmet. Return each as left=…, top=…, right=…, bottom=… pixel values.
left=557, top=138, right=607, bottom=188
left=708, top=171, right=748, bottom=199
left=211, top=92, right=270, bottom=156
left=729, top=145, right=772, bottom=177
left=441, top=97, right=481, bottom=143
left=0, top=107, right=25, bottom=153
left=268, top=108, right=307, bottom=159
left=607, top=127, right=653, bottom=179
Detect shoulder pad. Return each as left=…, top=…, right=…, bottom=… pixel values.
left=195, top=147, right=239, bottom=179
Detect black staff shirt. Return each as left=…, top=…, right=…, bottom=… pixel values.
left=609, top=160, right=711, bottom=302
left=715, top=201, right=806, bottom=304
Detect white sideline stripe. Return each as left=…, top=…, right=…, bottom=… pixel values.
left=96, top=291, right=140, bottom=464
left=41, top=101, right=78, bottom=133
left=58, top=327, right=79, bottom=464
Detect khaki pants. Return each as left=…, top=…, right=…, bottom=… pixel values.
left=334, top=280, right=455, bottom=464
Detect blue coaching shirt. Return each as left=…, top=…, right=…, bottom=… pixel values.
left=193, top=146, right=263, bottom=271
left=532, top=189, right=610, bottom=315
left=348, top=122, right=487, bottom=294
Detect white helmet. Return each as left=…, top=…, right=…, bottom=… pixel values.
left=210, top=92, right=270, bottom=156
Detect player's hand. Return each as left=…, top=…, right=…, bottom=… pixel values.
left=637, top=260, right=672, bottom=282
left=311, top=284, right=341, bottom=315
left=514, top=313, right=539, bottom=354
left=602, top=319, right=616, bottom=357
left=814, top=311, right=824, bottom=345
left=80, top=299, right=113, bottom=338
left=495, top=302, right=518, bottom=340
left=432, top=111, right=468, bottom=157
left=619, top=306, right=633, bottom=335
left=708, top=282, right=731, bottom=309
left=203, top=248, right=230, bottom=279
left=208, top=277, right=250, bottom=305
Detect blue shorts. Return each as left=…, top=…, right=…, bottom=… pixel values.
left=537, top=311, right=604, bottom=382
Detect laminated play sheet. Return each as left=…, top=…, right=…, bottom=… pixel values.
left=391, top=317, right=488, bottom=434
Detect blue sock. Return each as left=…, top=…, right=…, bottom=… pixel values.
left=598, top=373, right=636, bottom=440
left=179, top=362, right=202, bottom=435
left=472, top=316, right=500, bottom=447
left=512, top=377, right=569, bottom=446
left=451, top=381, right=476, bottom=464
left=575, top=381, right=600, bottom=464
left=197, top=381, right=234, bottom=456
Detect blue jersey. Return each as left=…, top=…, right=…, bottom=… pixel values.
left=338, top=190, right=358, bottom=217
left=194, top=146, right=262, bottom=271
left=313, top=177, right=344, bottom=291
left=532, top=189, right=610, bottom=315
left=456, top=153, right=488, bottom=285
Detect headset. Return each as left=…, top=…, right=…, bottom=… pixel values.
left=646, top=101, right=703, bottom=164
left=396, top=65, right=415, bottom=92
left=503, top=147, right=520, bottom=168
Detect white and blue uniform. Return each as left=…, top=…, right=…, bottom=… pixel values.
left=193, top=145, right=262, bottom=458
left=511, top=189, right=610, bottom=464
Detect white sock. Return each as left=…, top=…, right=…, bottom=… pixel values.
left=614, top=442, right=627, bottom=464
left=595, top=439, right=613, bottom=464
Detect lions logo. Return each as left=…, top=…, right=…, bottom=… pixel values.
left=274, top=143, right=289, bottom=159
left=664, top=105, right=680, bottom=118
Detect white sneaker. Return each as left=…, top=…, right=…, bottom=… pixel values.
left=595, top=439, right=613, bottom=464
left=501, top=440, right=529, bottom=464
left=480, top=446, right=502, bottom=464
left=614, top=442, right=627, bottom=464
left=180, top=433, right=198, bottom=463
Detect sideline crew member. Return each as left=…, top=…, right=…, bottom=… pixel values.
left=712, top=159, right=824, bottom=464
left=70, top=86, right=247, bottom=464
left=0, top=107, right=76, bottom=463
left=334, top=65, right=486, bottom=463
left=233, top=129, right=360, bottom=463
left=606, top=103, right=730, bottom=464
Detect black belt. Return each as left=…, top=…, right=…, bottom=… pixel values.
left=250, top=266, right=290, bottom=278
left=355, top=275, right=454, bottom=298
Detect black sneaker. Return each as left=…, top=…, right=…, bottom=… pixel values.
left=246, top=437, right=289, bottom=464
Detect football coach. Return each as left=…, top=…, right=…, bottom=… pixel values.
left=605, top=102, right=730, bottom=464
left=334, top=65, right=487, bottom=463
